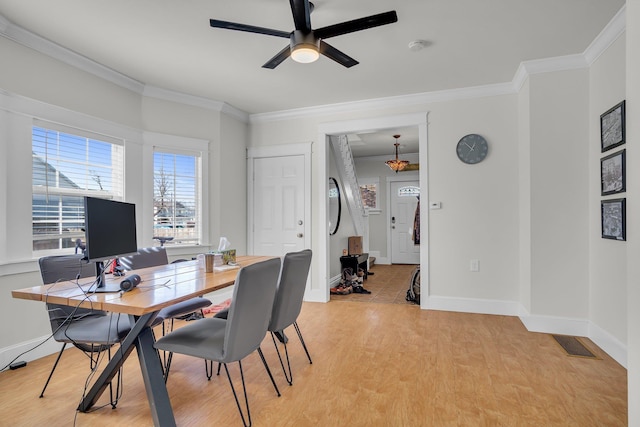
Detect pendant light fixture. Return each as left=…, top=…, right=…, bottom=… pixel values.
left=385, top=134, right=409, bottom=173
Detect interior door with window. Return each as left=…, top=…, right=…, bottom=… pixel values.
left=390, top=180, right=420, bottom=264
left=251, top=155, right=306, bottom=255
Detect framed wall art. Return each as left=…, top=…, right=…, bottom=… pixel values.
left=601, top=198, right=626, bottom=241
left=600, top=149, right=625, bottom=196
left=600, top=100, right=625, bottom=152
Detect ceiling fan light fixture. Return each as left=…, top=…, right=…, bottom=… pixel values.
left=291, top=45, right=320, bottom=63
left=290, top=30, right=320, bottom=64
left=385, top=135, right=409, bottom=173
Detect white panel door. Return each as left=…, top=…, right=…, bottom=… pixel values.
left=390, top=181, right=420, bottom=264
left=252, top=155, right=306, bottom=255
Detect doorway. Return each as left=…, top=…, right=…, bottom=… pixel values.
left=318, top=112, right=429, bottom=306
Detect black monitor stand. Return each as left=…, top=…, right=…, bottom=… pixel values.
left=92, top=261, right=122, bottom=293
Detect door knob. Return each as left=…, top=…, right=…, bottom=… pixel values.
left=298, top=220, right=303, bottom=225
left=297, top=233, right=303, bottom=238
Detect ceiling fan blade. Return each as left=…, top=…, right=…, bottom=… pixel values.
left=314, top=10, right=398, bottom=39
left=262, top=45, right=292, bottom=69
left=290, top=0, right=312, bottom=33
left=209, top=19, right=290, bottom=38
left=319, top=41, right=359, bottom=68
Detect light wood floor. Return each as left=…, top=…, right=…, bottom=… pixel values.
left=1, top=289, right=627, bottom=426
left=331, top=264, right=418, bottom=304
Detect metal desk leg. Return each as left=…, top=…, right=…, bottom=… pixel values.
left=135, top=319, right=177, bottom=427
left=77, top=312, right=176, bottom=426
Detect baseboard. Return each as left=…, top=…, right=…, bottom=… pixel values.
left=304, top=287, right=329, bottom=303
left=519, top=310, right=627, bottom=368
left=424, top=295, right=522, bottom=316
left=425, top=295, right=627, bottom=368
left=518, top=311, right=590, bottom=336
left=589, top=322, right=627, bottom=368
left=0, top=335, right=62, bottom=369
left=329, top=274, right=341, bottom=287
left=374, top=257, right=390, bottom=265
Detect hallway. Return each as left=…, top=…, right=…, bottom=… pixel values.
left=330, top=263, right=419, bottom=305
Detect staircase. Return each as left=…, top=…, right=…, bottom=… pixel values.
left=329, top=135, right=369, bottom=252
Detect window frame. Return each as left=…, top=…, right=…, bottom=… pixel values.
left=31, top=122, right=125, bottom=255
left=143, top=132, right=209, bottom=249
left=152, top=148, right=202, bottom=246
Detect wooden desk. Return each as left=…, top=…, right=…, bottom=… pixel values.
left=12, top=255, right=274, bottom=427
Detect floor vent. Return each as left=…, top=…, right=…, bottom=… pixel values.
left=552, top=335, right=599, bottom=359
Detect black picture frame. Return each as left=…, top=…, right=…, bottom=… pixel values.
left=600, top=149, right=625, bottom=196
left=601, top=198, right=626, bottom=241
left=600, top=100, right=625, bottom=152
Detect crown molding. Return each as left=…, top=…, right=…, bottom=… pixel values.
left=249, top=82, right=515, bottom=124
left=0, top=14, right=144, bottom=94
left=583, top=4, right=626, bottom=65
left=252, top=5, right=626, bottom=124
left=512, top=5, right=625, bottom=91
left=142, top=86, right=249, bottom=123
left=1, top=4, right=626, bottom=126
left=0, top=13, right=248, bottom=123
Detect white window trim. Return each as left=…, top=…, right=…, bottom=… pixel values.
left=143, top=131, right=210, bottom=249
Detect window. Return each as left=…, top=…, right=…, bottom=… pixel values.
left=398, top=185, right=420, bottom=197
left=153, top=150, right=200, bottom=245
left=359, top=179, right=379, bottom=211
left=32, top=124, right=124, bottom=252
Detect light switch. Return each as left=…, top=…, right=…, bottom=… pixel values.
left=429, top=202, right=442, bottom=210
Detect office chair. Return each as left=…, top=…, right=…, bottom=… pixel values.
left=155, top=258, right=282, bottom=427
left=38, top=255, right=131, bottom=406
left=215, top=250, right=313, bottom=385
left=118, top=247, right=212, bottom=375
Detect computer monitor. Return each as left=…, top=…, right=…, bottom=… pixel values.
left=84, top=196, right=138, bottom=292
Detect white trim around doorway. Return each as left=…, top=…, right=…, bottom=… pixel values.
left=317, top=112, right=430, bottom=308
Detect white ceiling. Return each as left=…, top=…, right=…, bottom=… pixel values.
left=0, top=0, right=625, bottom=157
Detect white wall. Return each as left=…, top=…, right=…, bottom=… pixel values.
left=528, top=69, right=590, bottom=319
left=625, top=1, right=640, bottom=424
left=589, top=35, right=627, bottom=346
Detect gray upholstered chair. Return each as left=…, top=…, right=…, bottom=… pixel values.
left=38, top=255, right=131, bottom=406
left=214, top=249, right=313, bottom=385
left=118, top=247, right=213, bottom=375
left=154, top=258, right=282, bottom=427
left=267, top=249, right=313, bottom=385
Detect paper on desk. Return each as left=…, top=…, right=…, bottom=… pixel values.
left=213, top=264, right=239, bottom=271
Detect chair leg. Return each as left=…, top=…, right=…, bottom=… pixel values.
left=222, top=361, right=252, bottom=427
left=293, top=321, right=312, bottom=364
left=205, top=360, right=214, bottom=380
left=39, top=343, right=67, bottom=398
left=270, top=332, right=293, bottom=386
left=257, top=347, right=280, bottom=397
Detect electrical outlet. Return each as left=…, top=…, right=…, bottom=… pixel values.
left=470, top=259, right=480, bottom=272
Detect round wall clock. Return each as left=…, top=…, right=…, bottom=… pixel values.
left=456, top=134, right=489, bottom=164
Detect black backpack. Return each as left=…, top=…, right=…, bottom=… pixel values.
left=406, top=266, right=421, bottom=304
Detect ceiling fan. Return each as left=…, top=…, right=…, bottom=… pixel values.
left=209, top=0, right=398, bottom=69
